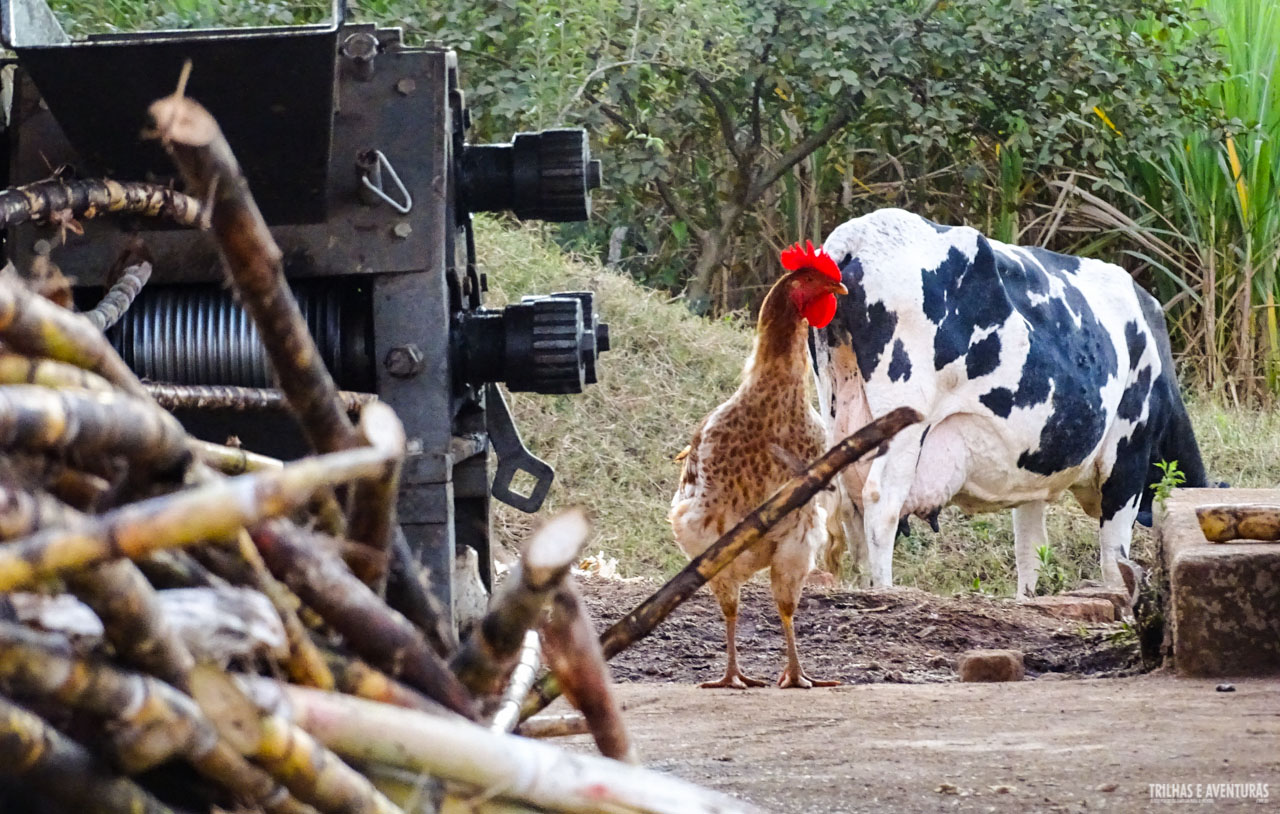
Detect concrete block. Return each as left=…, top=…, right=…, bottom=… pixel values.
left=1020, top=595, right=1115, bottom=623
left=1159, top=488, right=1280, bottom=677
left=956, top=649, right=1025, bottom=682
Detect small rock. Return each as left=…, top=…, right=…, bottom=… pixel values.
left=957, top=649, right=1026, bottom=683
left=1063, top=586, right=1132, bottom=616
left=1020, top=595, right=1116, bottom=623
left=927, top=654, right=953, bottom=669
left=990, top=785, right=1014, bottom=795
left=1216, top=683, right=1236, bottom=693
left=936, top=783, right=959, bottom=794
left=805, top=570, right=839, bottom=590
left=1096, top=783, right=1118, bottom=792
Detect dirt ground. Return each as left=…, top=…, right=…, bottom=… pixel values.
left=565, top=577, right=1280, bottom=813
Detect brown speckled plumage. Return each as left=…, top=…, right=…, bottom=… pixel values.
left=670, top=268, right=841, bottom=688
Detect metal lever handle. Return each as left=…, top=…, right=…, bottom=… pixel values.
left=484, top=383, right=553, bottom=513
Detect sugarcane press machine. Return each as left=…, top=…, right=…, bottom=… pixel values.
left=0, top=0, right=608, bottom=624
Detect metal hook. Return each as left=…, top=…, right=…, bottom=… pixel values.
left=359, top=149, right=413, bottom=214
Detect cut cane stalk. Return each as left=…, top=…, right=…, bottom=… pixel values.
left=452, top=509, right=589, bottom=697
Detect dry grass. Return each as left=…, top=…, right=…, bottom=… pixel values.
left=477, top=220, right=1280, bottom=594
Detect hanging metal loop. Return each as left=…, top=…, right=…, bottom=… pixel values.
left=358, top=149, right=413, bottom=214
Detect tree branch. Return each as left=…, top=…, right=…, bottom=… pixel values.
left=689, top=71, right=742, bottom=163
left=747, top=105, right=855, bottom=201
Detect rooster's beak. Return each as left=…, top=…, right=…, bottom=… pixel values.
left=833, top=282, right=849, bottom=296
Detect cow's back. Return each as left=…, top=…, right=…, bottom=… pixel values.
left=817, top=209, right=1166, bottom=514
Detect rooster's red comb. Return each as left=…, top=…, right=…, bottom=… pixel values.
left=780, top=240, right=841, bottom=282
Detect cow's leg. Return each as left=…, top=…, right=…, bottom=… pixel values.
left=1012, top=500, right=1048, bottom=599
left=861, top=425, right=927, bottom=587
left=1099, top=497, right=1140, bottom=588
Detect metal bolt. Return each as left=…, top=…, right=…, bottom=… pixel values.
left=384, top=344, right=425, bottom=378
left=396, top=78, right=417, bottom=96
left=32, top=239, right=52, bottom=256
left=341, top=32, right=379, bottom=81
left=392, top=222, right=413, bottom=239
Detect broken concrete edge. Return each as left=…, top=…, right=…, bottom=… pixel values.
left=1159, top=488, right=1280, bottom=678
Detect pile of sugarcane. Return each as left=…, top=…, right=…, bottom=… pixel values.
left=0, top=73, right=920, bottom=814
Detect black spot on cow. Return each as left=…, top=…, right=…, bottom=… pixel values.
left=980, top=387, right=1014, bottom=418
left=1124, top=320, right=1147, bottom=371
left=966, top=333, right=1002, bottom=379
left=923, top=217, right=954, bottom=234
left=1117, top=366, right=1152, bottom=422
left=1022, top=245, right=1081, bottom=273
left=825, top=256, right=898, bottom=380
left=888, top=339, right=911, bottom=381
left=1100, top=429, right=1149, bottom=523
left=921, top=241, right=1013, bottom=370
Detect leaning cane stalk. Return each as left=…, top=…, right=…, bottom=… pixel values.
left=488, top=631, right=541, bottom=733
left=149, top=89, right=398, bottom=563
left=0, top=350, right=115, bottom=392
left=146, top=383, right=376, bottom=414
left=452, top=509, right=590, bottom=698
left=0, top=692, right=190, bottom=814
left=323, top=649, right=454, bottom=717
left=273, top=683, right=764, bottom=814
left=522, top=407, right=922, bottom=719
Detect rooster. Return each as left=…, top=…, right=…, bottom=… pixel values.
left=670, top=241, right=847, bottom=688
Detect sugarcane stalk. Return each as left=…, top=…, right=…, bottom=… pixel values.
left=0, top=178, right=202, bottom=230
left=323, top=650, right=453, bottom=717
left=234, top=530, right=335, bottom=690
left=0, top=384, right=191, bottom=475
left=253, top=710, right=405, bottom=814
left=522, top=407, right=922, bottom=719
left=0, top=273, right=150, bottom=400
left=345, top=404, right=404, bottom=589
left=453, top=509, right=590, bottom=698
left=386, top=526, right=457, bottom=658
left=0, top=436, right=399, bottom=591
left=0, top=486, right=198, bottom=687
left=516, top=712, right=591, bottom=739
left=147, top=383, right=377, bottom=415
left=148, top=93, right=360, bottom=456
left=0, top=625, right=311, bottom=814
left=274, top=683, right=764, bottom=814
left=0, top=693, right=187, bottom=814
left=149, top=91, right=395, bottom=565
left=539, top=581, right=633, bottom=762
left=0, top=350, right=115, bottom=392
left=1196, top=503, right=1280, bottom=542
left=251, top=519, right=475, bottom=719
left=489, top=631, right=540, bottom=733
left=86, top=261, right=152, bottom=331
left=192, top=437, right=285, bottom=474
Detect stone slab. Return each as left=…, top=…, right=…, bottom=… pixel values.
left=1159, top=488, right=1280, bottom=677
left=957, top=649, right=1025, bottom=682
left=1020, top=595, right=1116, bottom=623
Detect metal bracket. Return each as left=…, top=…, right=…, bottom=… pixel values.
left=484, top=383, right=553, bottom=513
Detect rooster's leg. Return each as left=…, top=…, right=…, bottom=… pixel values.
left=701, top=584, right=767, bottom=689
left=773, top=568, right=839, bottom=689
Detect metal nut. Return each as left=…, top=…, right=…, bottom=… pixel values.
left=392, top=222, right=413, bottom=239
left=384, top=344, right=425, bottom=378
left=396, top=78, right=417, bottom=96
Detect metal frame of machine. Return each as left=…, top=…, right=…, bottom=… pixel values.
left=0, top=0, right=608, bottom=624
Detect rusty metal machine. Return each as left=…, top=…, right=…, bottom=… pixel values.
left=0, top=0, right=608, bottom=623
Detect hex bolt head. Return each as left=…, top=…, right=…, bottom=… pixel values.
left=396, top=78, right=417, bottom=95
left=384, top=343, right=425, bottom=378
left=392, top=222, right=413, bottom=239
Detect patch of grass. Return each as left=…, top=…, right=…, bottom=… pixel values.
left=47, top=0, right=329, bottom=36
left=481, top=221, right=1280, bottom=594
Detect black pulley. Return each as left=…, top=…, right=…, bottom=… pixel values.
left=460, top=129, right=602, bottom=222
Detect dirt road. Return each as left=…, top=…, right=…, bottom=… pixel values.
left=563, top=578, right=1278, bottom=812
left=557, top=676, right=1278, bottom=813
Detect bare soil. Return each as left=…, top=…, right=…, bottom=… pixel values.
left=564, top=577, right=1280, bottom=813
left=579, top=577, right=1140, bottom=686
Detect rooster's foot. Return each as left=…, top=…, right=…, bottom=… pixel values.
left=699, top=671, right=769, bottom=689
left=776, top=668, right=840, bottom=689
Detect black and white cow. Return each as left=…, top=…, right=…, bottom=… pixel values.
left=811, top=208, right=1207, bottom=597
